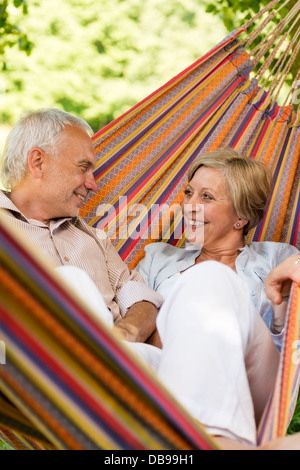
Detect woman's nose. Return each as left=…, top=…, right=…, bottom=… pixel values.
left=185, top=196, right=203, bottom=211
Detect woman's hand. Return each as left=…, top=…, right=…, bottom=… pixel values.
left=265, top=255, right=300, bottom=334
left=265, top=254, right=300, bottom=305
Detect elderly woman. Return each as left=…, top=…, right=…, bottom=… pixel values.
left=54, top=149, right=300, bottom=449
left=130, top=148, right=300, bottom=448
left=136, top=149, right=299, bottom=348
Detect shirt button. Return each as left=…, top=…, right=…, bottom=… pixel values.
left=64, top=256, right=70, bottom=262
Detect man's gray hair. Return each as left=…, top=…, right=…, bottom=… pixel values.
left=1, top=108, right=93, bottom=189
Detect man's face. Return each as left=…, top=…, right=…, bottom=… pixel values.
left=41, top=125, right=98, bottom=220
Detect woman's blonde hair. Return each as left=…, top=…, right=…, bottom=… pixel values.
left=188, top=148, right=273, bottom=235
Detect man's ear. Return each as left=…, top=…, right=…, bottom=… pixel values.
left=27, top=148, right=46, bottom=178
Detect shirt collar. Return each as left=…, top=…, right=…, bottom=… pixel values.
left=0, top=189, right=74, bottom=228
left=236, top=244, right=250, bottom=270
left=0, top=189, right=22, bottom=215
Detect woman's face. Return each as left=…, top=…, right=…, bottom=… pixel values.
left=182, top=166, right=240, bottom=248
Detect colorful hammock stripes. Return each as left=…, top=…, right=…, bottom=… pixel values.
left=0, top=214, right=218, bottom=450
left=0, top=4, right=300, bottom=448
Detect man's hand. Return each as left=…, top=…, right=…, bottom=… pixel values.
left=112, top=301, right=161, bottom=345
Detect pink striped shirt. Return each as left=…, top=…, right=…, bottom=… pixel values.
left=0, top=190, right=163, bottom=321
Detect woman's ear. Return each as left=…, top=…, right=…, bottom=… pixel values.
left=27, top=148, right=46, bottom=178
left=235, top=218, right=249, bottom=230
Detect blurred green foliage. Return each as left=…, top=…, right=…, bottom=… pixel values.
left=203, top=0, right=300, bottom=88
left=0, top=0, right=227, bottom=133
left=203, top=0, right=299, bottom=33
left=0, top=0, right=33, bottom=64
left=1, top=0, right=298, bottom=144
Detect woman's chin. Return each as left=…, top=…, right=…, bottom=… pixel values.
left=186, top=235, right=204, bottom=248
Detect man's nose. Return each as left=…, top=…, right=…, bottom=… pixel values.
left=85, top=173, right=98, bottom=192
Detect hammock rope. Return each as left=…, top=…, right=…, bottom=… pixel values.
left=242, top=0, right=283, bottom=31
left=240, top=0, right=300, bottom=103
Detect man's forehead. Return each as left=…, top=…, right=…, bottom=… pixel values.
left=61, top=124, right=93, bottom=145
left=59, top=126, right=96, bottom=163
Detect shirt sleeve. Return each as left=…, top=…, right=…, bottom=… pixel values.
left=274, top=242, right=300, bottom=266
left=96, top=230, right=163, bottom=317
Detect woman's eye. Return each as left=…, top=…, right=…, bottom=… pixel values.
left=184, top=188, right=192, bottom=196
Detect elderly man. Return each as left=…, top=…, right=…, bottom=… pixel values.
left=0, top=108, right=163, bottom=344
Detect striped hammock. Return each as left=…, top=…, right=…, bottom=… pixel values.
left=0, top=0, right=299, bottom=449
left=0, top=214, right=217, bottom=450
